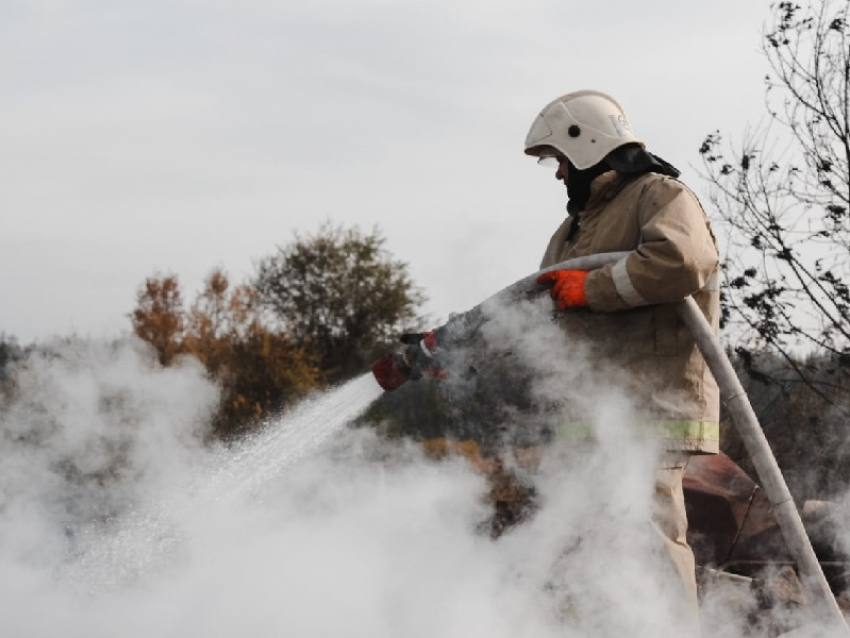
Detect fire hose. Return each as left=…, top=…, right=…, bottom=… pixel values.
left=372, top=251, right=849, bottom=635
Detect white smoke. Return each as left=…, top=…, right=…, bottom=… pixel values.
left=0, top=318, right=846, bottom=637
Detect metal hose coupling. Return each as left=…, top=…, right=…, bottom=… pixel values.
left=370, top=336, right=428, bottom=392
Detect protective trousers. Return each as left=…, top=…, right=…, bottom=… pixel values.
left=654, top=457, right=701, bottom=635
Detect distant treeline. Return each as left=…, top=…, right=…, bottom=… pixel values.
left=127, top=223, right=425, bottom=439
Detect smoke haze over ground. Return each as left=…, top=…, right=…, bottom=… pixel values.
left=0, top=313, right=848, bottom=636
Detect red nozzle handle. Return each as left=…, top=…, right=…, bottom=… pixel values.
left=371, top=353, right=410, bottom=391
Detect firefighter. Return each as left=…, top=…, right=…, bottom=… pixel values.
left=525, top=90, right=720, bottom=619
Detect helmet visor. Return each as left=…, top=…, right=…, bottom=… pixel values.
left=536, top=148, right=566, bottom=168
left=537, top=155, right=561, bottom=168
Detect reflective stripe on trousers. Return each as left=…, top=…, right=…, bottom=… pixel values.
left=553, top=419, right=719, bottom=446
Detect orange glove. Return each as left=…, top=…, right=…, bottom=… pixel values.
left=536, top=270, right=589, bottom=310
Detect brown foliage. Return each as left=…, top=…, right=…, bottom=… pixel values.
left=131, top=268, right=321, bottom=439
left=132, top=224, right=426, bottom=438
left=131, top=275, right=185, bottom=366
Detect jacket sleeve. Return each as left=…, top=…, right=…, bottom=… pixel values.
left=584, top=176, right=719, bottom=312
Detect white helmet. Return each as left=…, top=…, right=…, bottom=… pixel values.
left=524, top=90, right=643, bottom=170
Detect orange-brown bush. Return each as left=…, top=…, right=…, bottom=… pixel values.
left=131, top=268, right=321, bottom=439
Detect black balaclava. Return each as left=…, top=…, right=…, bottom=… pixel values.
left=566, top=159, right=612, bottom=213
left=566, top=143, right=680, bottom=213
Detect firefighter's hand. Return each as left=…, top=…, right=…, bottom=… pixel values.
left=372, top=330, right=446, bottom=391
left=536, top=270, right=589, bottom=310
left=398, top=331, right=446, bottom=380
left=400, top=331, right=437, bottom=351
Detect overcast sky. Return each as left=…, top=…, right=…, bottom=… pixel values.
left=2, top=0, right=773, bottom=343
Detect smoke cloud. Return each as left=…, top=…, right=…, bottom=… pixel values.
left=0, top=313, right=846, bottom=636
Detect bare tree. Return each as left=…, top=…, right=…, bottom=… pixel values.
left=700, top=0, right=850, bottom=410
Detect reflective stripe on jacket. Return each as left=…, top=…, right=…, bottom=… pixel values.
left=540, top=170, right=720, bottom=454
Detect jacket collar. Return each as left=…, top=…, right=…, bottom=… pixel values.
left=567, top=170, right=629, bottom=216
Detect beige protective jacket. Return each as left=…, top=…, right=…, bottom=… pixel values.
left=540, top=170, right=720, bottom=454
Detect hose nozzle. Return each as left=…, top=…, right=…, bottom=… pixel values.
left=371, top=331, right=441, bottom=392
left=371, top=353, right=412, bottom=391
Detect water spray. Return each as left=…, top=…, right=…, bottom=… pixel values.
left=371, top=252, right=850, bottom=637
